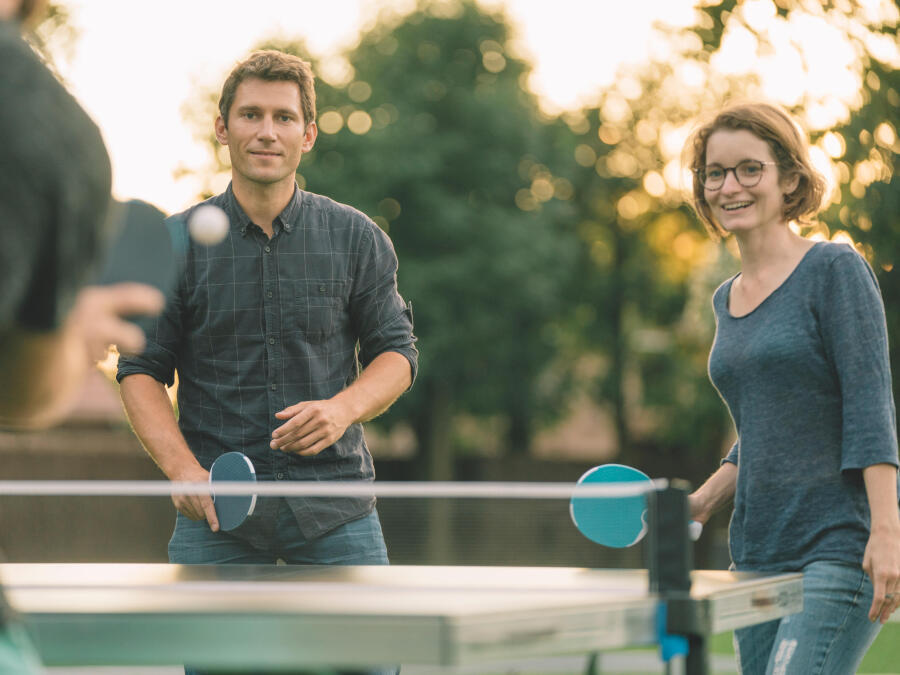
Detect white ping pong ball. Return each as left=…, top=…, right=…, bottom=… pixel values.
left=188, top=204, right=229, bottom=246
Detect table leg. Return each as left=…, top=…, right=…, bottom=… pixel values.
left=685, top=634, right=709, bottom=675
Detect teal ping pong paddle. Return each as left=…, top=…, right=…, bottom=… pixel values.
left=570, top=464, right=702, bottom=548
left=209, top=452, right=257, bottom=531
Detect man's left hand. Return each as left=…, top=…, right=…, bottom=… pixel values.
left=271, top=399, right=353, bottom=456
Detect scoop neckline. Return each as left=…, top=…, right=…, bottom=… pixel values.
left=725, top=241, right=824, bottom=319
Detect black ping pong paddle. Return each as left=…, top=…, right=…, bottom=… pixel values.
left=209, top=452, right=257, bottom=532
left=95, top=199, right=179, bottom=298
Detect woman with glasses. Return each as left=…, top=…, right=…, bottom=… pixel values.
left=683, top=101, right=900, bottom=674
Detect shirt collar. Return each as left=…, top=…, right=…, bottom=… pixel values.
left=222, top=184, right=253, bottom=236
left=276, top=186, right=302, bottom=234
left=223, top=183, right=302, bottom=236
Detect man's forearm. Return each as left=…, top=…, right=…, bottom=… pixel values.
left=334, top=350, right=412, bottom=424
left=120, top=373, right=220, bottom=527
left=119, top=373, right=198, bottom=479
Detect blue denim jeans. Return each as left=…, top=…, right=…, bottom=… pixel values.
left=734, top=560, right=883, bottom=675
left=169, top=501, right=396, bottom=675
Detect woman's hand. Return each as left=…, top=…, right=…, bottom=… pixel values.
left=862, top=464, right=900, bottom=623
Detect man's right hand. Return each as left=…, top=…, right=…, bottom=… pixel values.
left=169, top=463, right=219, bottom=532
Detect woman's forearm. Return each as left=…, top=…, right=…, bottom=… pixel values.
left=690, top=461, right=738, bottom=524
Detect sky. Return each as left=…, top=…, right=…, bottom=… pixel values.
left=53, top=0, right=697, bottom=213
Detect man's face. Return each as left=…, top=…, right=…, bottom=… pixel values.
left=215, top=77, right=317, bottom=189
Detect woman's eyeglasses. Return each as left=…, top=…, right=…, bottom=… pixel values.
left=695, top=160, right=777, bottom=190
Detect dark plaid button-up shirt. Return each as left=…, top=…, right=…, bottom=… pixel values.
left=118, top=184, right=417, bottom=540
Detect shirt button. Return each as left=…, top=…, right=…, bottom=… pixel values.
left=266, top=291, right=273, bottom=299
left=264, top=246, right=271, bottom=253
left=270, top=384, right=277, bottom=391
left=268, top=337, right=275, bottom=345
left=275, top=472, right=285, bottom=480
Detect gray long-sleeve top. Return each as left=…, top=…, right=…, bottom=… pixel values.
left=710, top=241, right=899, bottom=572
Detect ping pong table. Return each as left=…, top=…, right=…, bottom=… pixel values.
left=0, top=562, right=802, bottom=673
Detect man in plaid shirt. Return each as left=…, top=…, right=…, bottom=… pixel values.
left=118, top=50, right=416, bottom=675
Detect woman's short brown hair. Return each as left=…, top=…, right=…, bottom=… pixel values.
left=218, top=50, right=316, bottom=129
left=684, top=102, right=826, bottom=239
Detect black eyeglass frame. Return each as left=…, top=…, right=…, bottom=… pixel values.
left=695, top=160, right=778, bottom=191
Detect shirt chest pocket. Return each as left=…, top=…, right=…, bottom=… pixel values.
left=293, top=280, right=348, bottom=343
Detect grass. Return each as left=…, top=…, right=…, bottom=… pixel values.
left=860, top=623, right=900, bottom=673
left=440, top=627, right=900, bottom=675
left=710, top=622, right=900, bottom=674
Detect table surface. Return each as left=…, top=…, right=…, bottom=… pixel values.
left=0, top=563, right=802, bottom=669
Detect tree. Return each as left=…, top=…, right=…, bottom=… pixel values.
left=547, top=65, right=743, bottom=494
left=26, top=3, right=79, bottom=69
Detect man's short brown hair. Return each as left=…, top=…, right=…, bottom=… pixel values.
left=685, top=102, right=827, bottom=239
left=218, top=50, right=316, bottom=128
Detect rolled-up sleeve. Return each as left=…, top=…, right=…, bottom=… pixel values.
left=116, top=280, right=183, bottom=387
left=722, top=440, right=739, bottom=466
left=350, top=221, right=418, bottom=386
left=116, top=217, right=188, bottom=386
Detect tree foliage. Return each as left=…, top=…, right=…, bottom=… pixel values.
left=179, top=0, right=899, bottom=488
left=252, top=2, right=578, bottom=474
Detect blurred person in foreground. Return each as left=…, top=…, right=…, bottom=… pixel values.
left=0, top=0, right=164, bottom=430
left=117, top=49, right=416, bottom=675
left=0, top=0, right=164, bottom=671
left=684, top=101, right=900, bottom=674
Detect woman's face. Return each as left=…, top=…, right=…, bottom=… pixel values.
left=703, top=129, right=797, bottom=236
